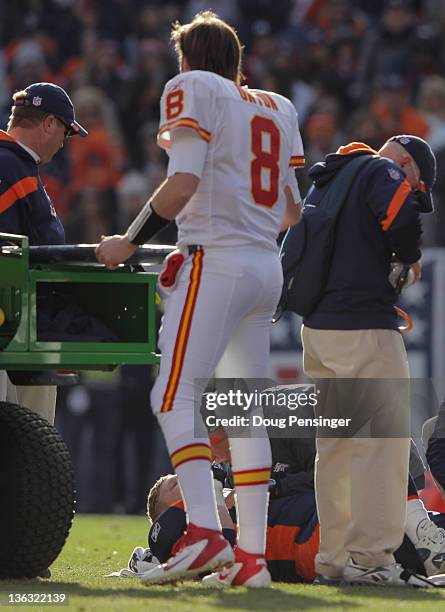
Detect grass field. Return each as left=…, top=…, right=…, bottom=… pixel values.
left=1, top=514, right=445, bottom=611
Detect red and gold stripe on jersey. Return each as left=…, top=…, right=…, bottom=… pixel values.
left=160, top=250, right=204, bottom=413
left=289, top=155, right=305, bottom=168
left=158, top=117, right=211, bottom=147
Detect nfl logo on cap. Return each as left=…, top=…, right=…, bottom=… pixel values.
left=32, top=96, right=42, bottom=106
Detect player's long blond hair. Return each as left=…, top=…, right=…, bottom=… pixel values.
left=170, top=11, right=244, bottom=85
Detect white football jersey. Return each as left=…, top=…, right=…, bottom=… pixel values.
left=158, top=70, right=304, bottom=250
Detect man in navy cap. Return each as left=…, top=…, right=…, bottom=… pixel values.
left=0, top=82, right=87, bottom=244
left=0, top=82, right=87, bottom=425
left=299, top=133, right=436, bottom=587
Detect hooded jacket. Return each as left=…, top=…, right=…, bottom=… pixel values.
left=304, top=142, right=422, bottom=330
left=0, top=130, right=64, bottom=245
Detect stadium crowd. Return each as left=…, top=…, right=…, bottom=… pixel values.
left=2, top=0, right=445, bottom=513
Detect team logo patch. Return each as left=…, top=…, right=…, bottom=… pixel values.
left=273, top=462, right=289, bottom=473
left=32, top=96, right=42, bottom=106
left=150, top=522, right=161, bottom=543
left=398, top=136, right=410, bottom=145
left=388, top=168, right=401, bottom=180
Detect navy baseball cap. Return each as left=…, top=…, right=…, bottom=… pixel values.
left=13, top=82, right=88, bottom=138
left=389, top=135, right=437, bottom=213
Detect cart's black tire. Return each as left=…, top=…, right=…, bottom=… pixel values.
left=0, top=401, right=75, bottom=578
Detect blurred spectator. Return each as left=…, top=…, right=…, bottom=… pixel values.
left=119, top=37, right=174, bottom=165
left=304, top=112, right=344, bottom=160
left=184, top=0, right=240, bottom=25
left=357, top=0, right=423, bottom=98
left=308, top=0, right=367, bottom=43
left=238, top=0, right=293, bottom=45
left=346, top=108, right=385, bottom=150
left=8, top=38, right=55, bottom=91
left=117, top=170, right=150, bottom=229
left=299, top=111, right=344, bottom=194
left=139, top=122, right=167, bottom=192
left=417, top=76, right=445, bottom=153
left=65, top=86, right=124, bottom=239
left=370, top=74, right=429, bottom=141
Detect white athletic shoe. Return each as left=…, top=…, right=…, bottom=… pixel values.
left=415, top=518, right=445, bottom=576
left=343, top=557, right=433, bottom=587
left=202, top=547, right=271, bottom=588
left=140, top=523, right=234, bottom=585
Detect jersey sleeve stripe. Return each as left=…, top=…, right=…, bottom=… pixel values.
left=160, top=250, right=204, bottom=413
left=381, top=179, right=412, bottom=231
left=0, top=176, right=38, bottom=214
left=289, top=156, right=305, bottom=168
left=158, top=118, right=212, bottom=144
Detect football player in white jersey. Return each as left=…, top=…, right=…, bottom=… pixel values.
left=96, top=10, right=304, bottom=587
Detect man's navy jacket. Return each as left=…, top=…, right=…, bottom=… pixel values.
left=304, top=142, right=422, bottom=330
left=0, top=130, right=64, bottom=245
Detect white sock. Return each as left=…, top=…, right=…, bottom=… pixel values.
left=157, top=410, right=221, bottom=532
left=175, top=458, right=221, bottom=531
left=230, top=436, right=271, bottom=555
left=235, top=483, right=270, bottom=554
left=405, top=497, right=429, bottom=544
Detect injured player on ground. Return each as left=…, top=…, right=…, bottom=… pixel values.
left=110, top=463, right=445, bottom=587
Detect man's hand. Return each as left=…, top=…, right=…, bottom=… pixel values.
left=95, top=234, right=137, bottom=269
left=223, top=489, right=236, bottom=510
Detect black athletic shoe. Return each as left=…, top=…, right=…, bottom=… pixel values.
left=37, top=568, right=51, bottom=579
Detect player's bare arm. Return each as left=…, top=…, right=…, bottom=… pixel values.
left=281, top=186, right=301, bottom=231
left=95, top=172, right=199, bottom=269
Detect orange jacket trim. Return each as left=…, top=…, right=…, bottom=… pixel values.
left=0, top=176, right=38, bottom=214
left=381, top=179, right=412, bottom=231
left=336, top=142, right=378, bottom=156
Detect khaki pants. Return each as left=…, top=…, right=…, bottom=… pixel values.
left=301, top=326, right=410, bottom=576
left=0, top=370, right=56, bottom=424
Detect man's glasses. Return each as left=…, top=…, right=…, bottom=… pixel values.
left=55, top=116, right=72, bottom=138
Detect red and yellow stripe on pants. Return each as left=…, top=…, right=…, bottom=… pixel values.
left=160, top=250, right=204, bottom=413
left=233, top=467, right=271, bottom=487
left=171, top=443, right=212, bottom=469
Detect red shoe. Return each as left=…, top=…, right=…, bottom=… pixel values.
left=202, top=546, right=271, bottom=588
left=140, top=523, right=234, bottom=585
